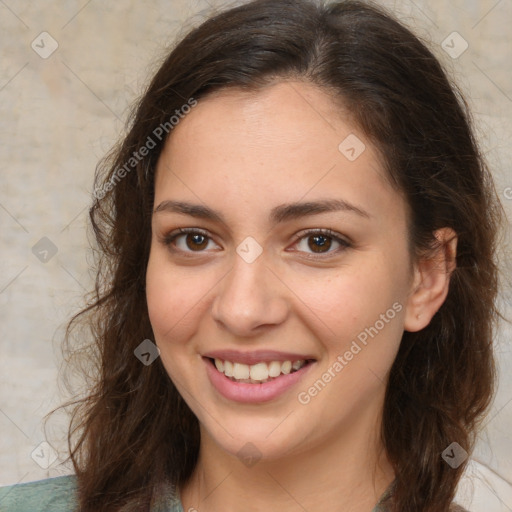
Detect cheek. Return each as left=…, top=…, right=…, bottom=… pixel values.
left=290, top=267, right=406, bottom=413
left=286, top=259, right=407, bottom=343
left=145, top=253, right=207, bottom=385
left=145, top=251, right=205, bottom=345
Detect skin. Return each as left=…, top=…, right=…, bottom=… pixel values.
left=146, top=81, right=456, bottom=512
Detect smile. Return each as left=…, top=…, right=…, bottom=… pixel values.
left=203, top=353, right=316, bottom=403
left=211, top=358, right=309, bottom=383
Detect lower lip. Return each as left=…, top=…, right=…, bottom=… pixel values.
left=204, top=358, right=315, bottom=403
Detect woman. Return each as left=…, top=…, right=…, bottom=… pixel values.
left=0, top=0, right=503, bottom=510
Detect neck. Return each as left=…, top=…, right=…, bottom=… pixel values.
left=180, top=396, right=394, bottom=512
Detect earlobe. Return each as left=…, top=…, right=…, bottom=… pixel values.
left=403, top=227, right=457, bottom=332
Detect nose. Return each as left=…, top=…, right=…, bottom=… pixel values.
left=211, top=254, right=289, bottom=337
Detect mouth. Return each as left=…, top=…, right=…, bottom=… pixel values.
left=202, top=353, right=317, bottom=403
left=206, top=357, right=315, bottom=384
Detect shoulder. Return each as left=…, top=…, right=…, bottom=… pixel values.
left=0, top=475, right=77, bottom=512
left=374, top=503, right=469, bottom=512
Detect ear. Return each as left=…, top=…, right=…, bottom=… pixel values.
left=403, top=227, right=457, bottom=332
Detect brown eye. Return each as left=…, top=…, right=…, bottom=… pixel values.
left=185, top=233, right=208, bottom=251
left=308, top=234, right=332, bottom=253
left=293, top=229, right=351, bottom=258
left=163, top=228, right=219, bottom=254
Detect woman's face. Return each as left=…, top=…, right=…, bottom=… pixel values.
left=146, top=81, right=416, bottom=461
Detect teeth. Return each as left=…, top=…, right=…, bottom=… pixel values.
left=250, top=362, right=269, bottom=380
left=212, top=358, right=308, bottom=383
left=281, top=361, right=292, bottom=374
left=268, top=361, right=281, bottom=378
left=233, top=362, right=250, bottom=380
left=224, top=360, right=234, bottom=377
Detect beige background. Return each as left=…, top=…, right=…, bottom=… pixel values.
left=0, top=0, right=511, bottom=510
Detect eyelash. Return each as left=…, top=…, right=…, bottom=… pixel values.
left=162, top=227, right=351, bottom=259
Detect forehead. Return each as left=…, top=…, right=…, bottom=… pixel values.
left=154, top=81, right=404, bottom=226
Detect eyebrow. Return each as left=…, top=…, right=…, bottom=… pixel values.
left=153, top=198, right=371, bottom=225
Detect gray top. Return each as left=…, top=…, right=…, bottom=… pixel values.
left=0, top=474, right=467, bottom=511
left=0, top=476, right=181, bottom=512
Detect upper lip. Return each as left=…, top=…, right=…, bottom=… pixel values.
left=202, top=349, right=316, bottom=365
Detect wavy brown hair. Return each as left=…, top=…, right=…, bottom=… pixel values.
left=61, top=0, right=505, bottom=510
